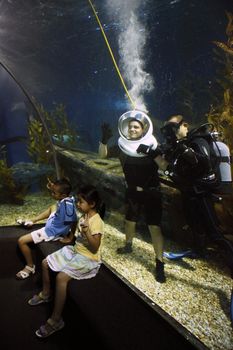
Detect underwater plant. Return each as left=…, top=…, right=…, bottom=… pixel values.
left=47, top=103, right=77, bottom=148
left=0, top=146, right=26, bottom=204
left=207, top=11, right=233, bottom=234
left=208, top=11, right=233, bottom=157
left=207, top=89, right=233, bottom=151
left=27, top=103, right=78, bottom=165
left=28, top=118, right=51, bottom=164
left=213, top=11, right=233, bottom=58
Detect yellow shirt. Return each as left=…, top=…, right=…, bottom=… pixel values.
left=74, top=213, right=104, bottom=261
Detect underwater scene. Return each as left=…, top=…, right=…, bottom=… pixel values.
left=0, top=0, right=233, bottom=348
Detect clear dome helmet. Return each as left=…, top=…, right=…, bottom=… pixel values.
left=118, top=110, right=158, bottom=157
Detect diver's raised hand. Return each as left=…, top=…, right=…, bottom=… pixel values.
left=101, top=122, right=113, bottom=144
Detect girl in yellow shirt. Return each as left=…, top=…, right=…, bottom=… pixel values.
left=28, top=185, right=105, bottom=338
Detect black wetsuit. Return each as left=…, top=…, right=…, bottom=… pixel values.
left=168, top=136, right=233, bottom=270
left=118, top=150, right=162, bottom=225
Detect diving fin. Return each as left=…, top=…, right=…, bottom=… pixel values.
left=163, top=250, right=197, bottom=260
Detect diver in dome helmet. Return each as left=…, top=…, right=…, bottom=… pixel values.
left=160, top=115, right=233, bottom=273
left=99, top=110, right=167, bottom=283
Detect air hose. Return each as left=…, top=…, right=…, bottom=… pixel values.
left=88, top=0, right=136, bottom=109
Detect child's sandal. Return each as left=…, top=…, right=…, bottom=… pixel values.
left=35, top=318, right=65, bottom=338
left=16, top=265, right=35, bottom=280
left=28, top=292, right=52, bottom=306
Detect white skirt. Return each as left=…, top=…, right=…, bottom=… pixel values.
left=46, top=245, right=101, bottom=280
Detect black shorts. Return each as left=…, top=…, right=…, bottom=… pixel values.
left=125, top=187, right=162, bottom=225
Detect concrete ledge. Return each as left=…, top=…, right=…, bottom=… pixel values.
left=34, top=240, right=200, bottom=350
left=0, top=225, right=202, bottom=350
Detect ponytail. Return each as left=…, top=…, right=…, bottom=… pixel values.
left=77, top=185, right=105, bottom=219
left=98, top=201, right=106, bottom=219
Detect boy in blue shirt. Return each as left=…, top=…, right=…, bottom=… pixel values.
left=16, top=178, right=78, bottom=280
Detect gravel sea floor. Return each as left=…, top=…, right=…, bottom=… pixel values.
left=1, top=193, right=232, bottom=350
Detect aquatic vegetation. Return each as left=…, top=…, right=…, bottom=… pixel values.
left=0, top=149, right=26, bottom=204
left=213, top=11, right=233, bottom=57
left=207, top=12, right=233, bottom=234
left=27, top=103, right=78, bottom=164
left=208, top=11, right=233, bottom=153
left=207, top=90, right=233, bottom=235
left=41, top=103, right=77, bottom=148
left=28, top=118, right=51, bottom=164
left=207, top=89, right=233, bottom=150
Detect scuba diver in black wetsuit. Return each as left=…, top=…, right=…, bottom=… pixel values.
left=159, top=115, right=233, bottom=276
left=99, top=110, right=167, bottom=283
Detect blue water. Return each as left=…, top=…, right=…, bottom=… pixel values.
left=0, top=0, right=232, bottom=163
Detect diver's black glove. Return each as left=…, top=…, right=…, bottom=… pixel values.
left=101, top=123, right=113, bottom=145
left=177, top=143, right=198, bottom=165
left=136, top=144, right=162, bottom=158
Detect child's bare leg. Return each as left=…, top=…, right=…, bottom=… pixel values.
left=41, top=258, right=52, bottom=297
left=16, top=233, right=36, bottom=278
left=50, top=272, right=71, bottom=322
left=17, top=233, right=34, bottom=266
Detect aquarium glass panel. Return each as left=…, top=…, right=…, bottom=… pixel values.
left=0, top=1, right=233, bottom=348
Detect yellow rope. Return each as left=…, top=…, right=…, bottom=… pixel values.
left=88, top=0, right=136, bottom=109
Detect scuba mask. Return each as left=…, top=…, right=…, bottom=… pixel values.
left=160, top=119, right=184, bottom=144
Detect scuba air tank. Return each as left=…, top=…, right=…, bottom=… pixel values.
left=212, top=138, right=232, bottom=193
left=185, top=123, right=232, bottom=194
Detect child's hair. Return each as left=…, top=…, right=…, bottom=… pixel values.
left=77, top=185, right=105, bottom=219
left=53, top=177, right=72, bottom=196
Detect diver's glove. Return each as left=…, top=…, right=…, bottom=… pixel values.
left=177, top=143, right=198, bottom=165
left=136, top=144, right=162, bottom=158
left=101, top=122, right=113, bottom=145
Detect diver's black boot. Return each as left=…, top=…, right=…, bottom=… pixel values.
left=192, top=233, right=207, bottom=258
left=117, top=242, right=133, bottom=254
left=155, top=259, right=166, bottom=283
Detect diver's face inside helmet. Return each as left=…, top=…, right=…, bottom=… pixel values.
left=127, top=120, right=144, bottom=140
